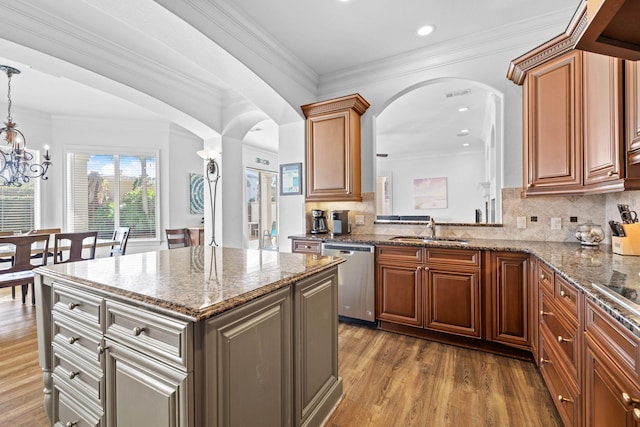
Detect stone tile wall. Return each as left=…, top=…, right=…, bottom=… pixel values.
left=305, top=188, right=640, bottom=243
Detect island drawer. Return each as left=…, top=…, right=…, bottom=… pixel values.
left=105, top=300, right=192, bottom=371
left=53, top=282, right=105, bottom=332
left=292, top=239, right=322, bottom=254
left=53, top=312, right=103, bottom=368
left=53, top=383, right=105, bottom=427
left=52, top=342, right=105, bottom=408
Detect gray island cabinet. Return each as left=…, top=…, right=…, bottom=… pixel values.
left=34, top=246, right=344, bottom=427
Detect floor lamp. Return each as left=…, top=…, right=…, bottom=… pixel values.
left=197, top=150, right=220, bottom=246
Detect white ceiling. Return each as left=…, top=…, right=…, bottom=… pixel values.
left=0, top=0, right=581, bottom=153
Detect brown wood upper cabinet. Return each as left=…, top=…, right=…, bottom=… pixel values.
left=508, top=2, right=640, bottom=196
left=576, top=0, right=640, bottom=61
left=627, top=61, right=640, bottom=166
left=301, top=94, right=370, bottom=202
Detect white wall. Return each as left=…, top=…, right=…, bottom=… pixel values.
left=378, top=150, right=486, bottom=223
left=277, top=121, right=306, bottom=252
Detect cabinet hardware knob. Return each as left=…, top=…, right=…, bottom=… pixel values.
left=68, top=302, right=79, bottom=310
left=540, top=273, right=545, bottom=280
left=622, top=392, right=640, bottom=406
left=133, top=326, right=146, bottom=336
left=65, top=422, right=78, bottom=427
left=97, top=345, right=109, bottom=354
left=608, top=170, right=616, bottom=176
left=540, top=310, right=552, bottom=316
left=634, top=408, right=640, bottom=421
left=559, top=290, right=570, bottom=299
left=68, top=371, right=79, bottom=380
left=540, top=357, right=550, bottom=364
left=68, top=336, right=79, bottom=345
left=557, top=395, right=573, bottom=403
left=557, top=335, right=572, bottom=344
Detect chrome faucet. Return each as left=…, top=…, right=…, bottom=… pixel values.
left=426, top=217, right=436, bottom=239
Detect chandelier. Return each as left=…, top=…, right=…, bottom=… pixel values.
left=0, top=65, right=51, bottom=186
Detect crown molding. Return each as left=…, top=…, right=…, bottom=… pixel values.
left=317, top=7, right=577, bottom=96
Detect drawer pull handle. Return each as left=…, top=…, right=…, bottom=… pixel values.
left=557, top=395, right=573, bottom=403
left=622, top=392, right=640, bottom=406
left=557, top=335, right=572, bottom=344
left=68, top=336, right=79, bottom=345
left=559, top=290, right=570, bottom=299
left=69, top=371, right=79, bottom=380
left=68, top=302, right=80, bottom=310
left=133, top=326, right=146, bottom=336
left=540, top=357, right=551, bottom=364
left=540, top=310, right=552, bottom=317
left=65, top=422, right=78, bottom=427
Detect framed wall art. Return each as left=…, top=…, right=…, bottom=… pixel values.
left=280, top=162, right=302, bottom=195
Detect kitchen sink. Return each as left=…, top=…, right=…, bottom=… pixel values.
left=390, top=236, right=469, bottom=244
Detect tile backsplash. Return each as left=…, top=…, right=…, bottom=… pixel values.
left=305, top=188, right=640, bottom=243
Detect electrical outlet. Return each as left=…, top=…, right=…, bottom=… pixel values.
left=569, top=216, right=578, bottom=223
left=517, top=216, right=526, bottom=229
left=530, top=216, right=538, bottom=222
left=551, top=217, right=562, bottom=230
left=355, top=215, right=365, bottom=225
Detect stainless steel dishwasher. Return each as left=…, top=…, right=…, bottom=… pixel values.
left=321, top=242, right=375, bottom=323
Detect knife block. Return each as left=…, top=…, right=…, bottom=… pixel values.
left=612, top=223, right=640, bottom=256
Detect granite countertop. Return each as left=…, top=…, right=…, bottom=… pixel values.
left=290, top=233, right=640, bottom=336
left=35, top=246, right=344, bottom=321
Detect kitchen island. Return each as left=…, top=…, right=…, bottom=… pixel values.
left=34, top=246, right=345, bottom=427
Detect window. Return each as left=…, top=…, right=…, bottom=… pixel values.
left=66, top=151, right=158, bottom=240
left=0, top=149, right=41, bottom=232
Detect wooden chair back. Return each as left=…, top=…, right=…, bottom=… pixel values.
left=54, top=231, right=98, bottom=264
left=0, top=234, right=50, bottom=304
left=166, top=228, right=190, bottom=249
left=110, top=227, right=131, bottom=256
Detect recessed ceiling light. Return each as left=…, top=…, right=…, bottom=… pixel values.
left=457, top=129, right=470, bottom=136
left=462, top=143, right=470, bottom=147
left=458, top=107, right=469, bottom=112
left=417, top=25, right=435, bottom=37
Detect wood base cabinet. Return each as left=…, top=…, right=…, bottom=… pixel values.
left=490, top=252, right=531, bottom=349
left=585, top=299, right=640, bottom=427
left=376, top=246, right=482, bottom=339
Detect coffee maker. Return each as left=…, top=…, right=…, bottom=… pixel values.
left=331, top=210, right=350, bottom=235
left=311, top=209, right=328, bottom=234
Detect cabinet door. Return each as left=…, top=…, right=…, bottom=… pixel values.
left=585, top=337, right=640, bottom=427
left=305, top=110, right=361, bottom=201
left=424, top=268, right=481, bottom=338
left=525, top=51, right=583, bottom=193
left=376, top=261, right=423, bottom=327
left=204, top=288, right=292, bottom=427
left=490, top=252, right=531, bottom=348
left=583, top=52, right=624, bottom=186
left=627, top=61, right=640, bottom=162
left=294, top=269, right=340, bottom=427
left=105, top=340, right=191, bottom=427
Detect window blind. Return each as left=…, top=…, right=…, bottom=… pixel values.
left=67, top=151, right=158, bottom=240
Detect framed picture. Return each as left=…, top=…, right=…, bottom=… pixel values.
left=280, top=162, right=302, bottom=195
left=190, top=173, right=205, bottom=214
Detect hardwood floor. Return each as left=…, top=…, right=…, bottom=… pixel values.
left=0, top=287, right=561, bottom=426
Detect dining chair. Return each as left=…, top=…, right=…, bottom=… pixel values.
left=0, top=234, right=50, bottom=304
left=166, top=228, right=190, bottom=249
left=110, top=227, right=131, bottom=256
left=54, top=231, right=98, bottom=264
left=27, top=227, right=62, bottom=261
